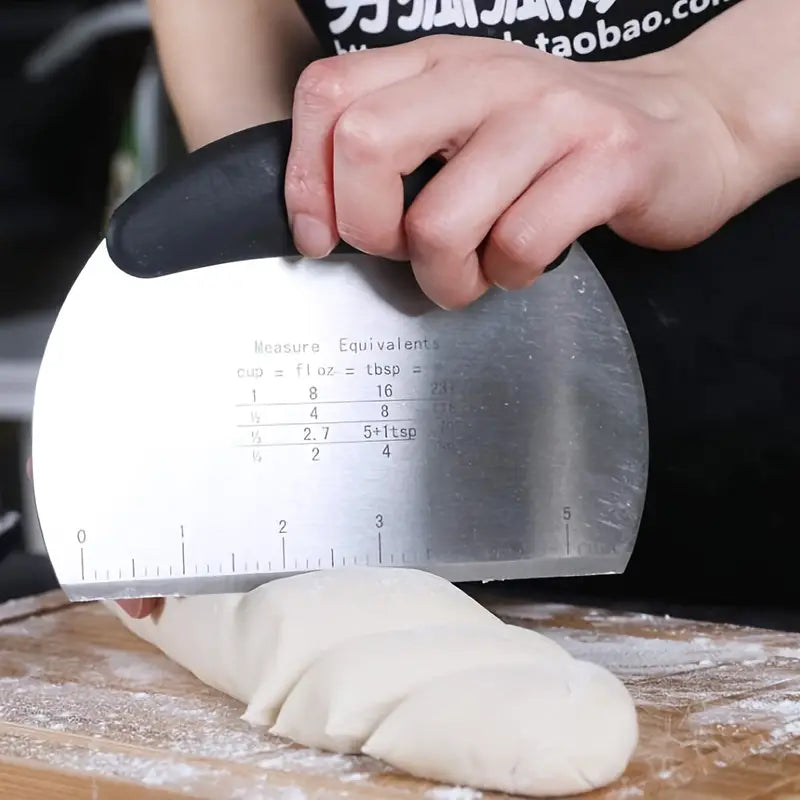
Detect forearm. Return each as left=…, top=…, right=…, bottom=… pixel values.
left=147, top=0, right=320, bottom=150
left=670, top=0, right=800, bottom=201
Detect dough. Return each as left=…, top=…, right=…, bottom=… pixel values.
left=272, top=622, right=572, bottom=753
left=108, top=566, right=638, bottom=796
left=363, top=661, right=638, bottom=797
left=107, top=566, right=499, bottom=725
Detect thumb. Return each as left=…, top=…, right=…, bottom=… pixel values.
left=117, top=598, right=162, bottom=619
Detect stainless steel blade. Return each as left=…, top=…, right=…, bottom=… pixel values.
left=32, top=240, right=647, bottom=600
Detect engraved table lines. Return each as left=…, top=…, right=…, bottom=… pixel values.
left=237, top=418, right=415, bottom=428
left=238, top=438, right=414, bottom=448
left=235, top=397, right=434, bottom=407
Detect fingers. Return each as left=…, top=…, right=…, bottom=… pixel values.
left=331, top=66, right=497, bottom=261
left=284, top=36, right=646, bottom=310
left=117, top=598, right=163, bottom=619
left=286, top=43, right=433, bottom=257
left=404, top=112, right=575, bottom=308
left=482, top=147, right=637, bottom=290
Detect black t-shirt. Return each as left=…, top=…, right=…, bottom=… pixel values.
left=298, top=0, right=741, bottom=58
left=296, top=0, right=800, bottom=604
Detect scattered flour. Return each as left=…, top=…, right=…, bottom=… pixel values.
left=690, top=695, right=800, bottom=728
left=0, top=674, right=379, bottom=775
left=96, top=648, right=182, bottom=686
left=339, top=772, right=370, bottom=782
left=542, top=631, right=771, bottom=676
left=426, top=787, right=484, bottom=800
left=608, top=787, right=644, bottom=798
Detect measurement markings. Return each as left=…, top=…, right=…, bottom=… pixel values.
left=181, top=525, right=186, bottom=575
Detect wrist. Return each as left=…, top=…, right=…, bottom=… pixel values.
left=667, top=21, right=800, bottom=206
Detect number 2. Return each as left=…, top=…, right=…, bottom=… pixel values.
left=312, top=447, right=320, bottom=461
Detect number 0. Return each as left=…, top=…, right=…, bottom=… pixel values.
left=77, top=529, right=86, bottom=544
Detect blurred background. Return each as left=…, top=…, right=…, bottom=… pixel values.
left=0, top=0, right=183, bottom=599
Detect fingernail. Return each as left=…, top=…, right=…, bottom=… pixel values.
left=292, top=214, right=335, bottom=259
left=492, top=281, right=510, bottom=292
left=117, top=599, right=145, bottom=618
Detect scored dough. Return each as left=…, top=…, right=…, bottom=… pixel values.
left=363, top=660, right=639, bottom=797
left=272, top=622, right=572, bottom=753
left=107, top=566, right=638, bottom=796
left=107, top=566, right=500, bottom=725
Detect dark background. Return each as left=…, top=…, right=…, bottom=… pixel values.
left=0, top=0, right=150, bottom=586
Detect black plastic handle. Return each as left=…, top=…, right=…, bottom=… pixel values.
left=106, top=118, right=569, bottom=278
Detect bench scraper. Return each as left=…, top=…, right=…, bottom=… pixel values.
left=31, top=119, right=648, bottom=601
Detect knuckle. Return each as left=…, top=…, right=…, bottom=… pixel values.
left=492, top=218, right=540, bottom=269
left=294, top=58, right=347, bottom=109
left=600, top=113, right=642, bottom=153
left=404, top=207, right=457, bottom=255
left=334, top=108, right=386, bottom=164
left=539, top=85, right=585, bottom=117
left=284, top=161, right=325, bottom=211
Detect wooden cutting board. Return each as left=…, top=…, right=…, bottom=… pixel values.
left=2, top=588, right=800, bottom=800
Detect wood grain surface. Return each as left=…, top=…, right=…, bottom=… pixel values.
left=2, top=588, right=800, bottom=799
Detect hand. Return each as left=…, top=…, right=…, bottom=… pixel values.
left=24, top=458, right=160, bottom=619
left=284, top=34, right=752, bottom=309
